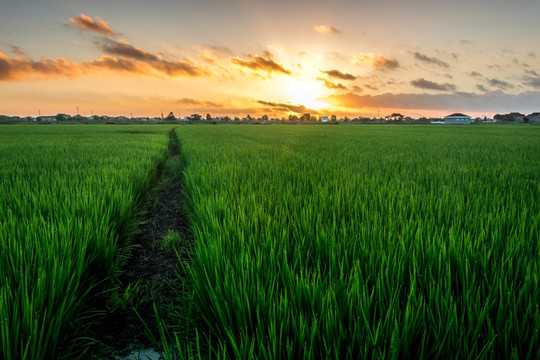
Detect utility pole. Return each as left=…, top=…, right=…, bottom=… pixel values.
left=77, top=105, right=79, bottom=115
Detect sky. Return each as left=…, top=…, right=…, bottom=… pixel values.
left=1, top=0, right=540, bottom=118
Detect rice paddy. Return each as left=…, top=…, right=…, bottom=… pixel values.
left=0, top=124, right=538, bottom=359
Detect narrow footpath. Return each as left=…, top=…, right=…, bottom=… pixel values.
left=90, top=129, right=192, bottom=358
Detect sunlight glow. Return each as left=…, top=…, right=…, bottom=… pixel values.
left=286, top=78, right=329, bottom=111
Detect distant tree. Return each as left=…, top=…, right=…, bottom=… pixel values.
left=391, top=113, right=404, bottom=119
left=494, top=113, right=514, bottom=122
left=288, top=114, right=298, bottom=121
left=206, top=113, right=212, bottom=121
left=190, top=114, right=202, bottom=121
left=165, top=112, right=176, bottom=121
left=55, top=113, right=67, bottom=122
left=300, top=113, right=311, bottom=121
left=331, top=115, right=337, bottom=122
left=246, top=114, right=252, bottom=121
left=261, top=114, right=269, bottom=121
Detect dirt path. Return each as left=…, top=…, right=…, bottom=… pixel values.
left=89, top=129, right=192, bottom=358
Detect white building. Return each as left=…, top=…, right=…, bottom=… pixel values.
left=444, top=113, right=471, bottom=125
left=320, top=116, right=328, bottom=123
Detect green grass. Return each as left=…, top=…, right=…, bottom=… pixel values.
left=0, top=125, right=173, bottom=359
left=173, top=125, right=540, bottom=359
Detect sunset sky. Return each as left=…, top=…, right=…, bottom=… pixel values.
left=1, top=0, right=540, bottom=118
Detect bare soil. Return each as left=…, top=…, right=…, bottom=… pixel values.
left=88, top=129, right=191, bottom=358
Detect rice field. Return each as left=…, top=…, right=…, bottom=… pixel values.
left=0, top=124, right=538, bottom=359
left=175, top=125, right=540, bottom=359
left=0, top=125, right=173, bottom=359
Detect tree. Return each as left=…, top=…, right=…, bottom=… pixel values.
left=261, top=114, right=269, bottom=121
left=391, top=113, right=404, bottom=119
left=331, top=115, right=337, bottom=122
left=288, top=114, right=298, bottom=121
left=300, top=113, right=311, bottom=121
left=165, top=112, right=176, bottom=121
left=206, top=113, right=212, bottom=121
left=190, top=114, right=202, bottom=121
left=55, top=113, right=67, bottom=122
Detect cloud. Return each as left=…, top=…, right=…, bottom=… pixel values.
left=231, top=55, right=291, bottom=75
left=487, top=78, right=514, bottom=90
left=257, top=100, right=318, bottom=114
left=412, top=52, right=449, bottom=68
left=411, top=78, right=456, bottom=92
left=468, top=71, right=482, bottom=78
left=523, top=71, right=540, bottom=89
left=320, top=69, right=356, bottom=80
left=476, top=84, right=488, bottom=92
left=352, top=54, right=400, bottom=71
left=177, top=98, right=223, bottom=108
left=316, top=77, right=346, bottom=90
left=352, top=85, right=363, bottom=93
left=97, top=38, right=207, bottom=77
left=86, top=55, right=146, bottom=73
left=324, top=90, right=540, bottom=113
left=0, top=52, right=82, bottom=80
left=99, top=39, right=158, bottom=62
left=312, top=25, right=341, bottom=34
left=10, top=46, right=25, bottom=56
left=0, top=51, right=206, bottom=81
left=69, top=14, right=117, bottom=35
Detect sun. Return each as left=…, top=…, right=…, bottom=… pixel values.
left=286, top=78, right=329, bottom=111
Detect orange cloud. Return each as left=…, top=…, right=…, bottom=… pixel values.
left=0, top=51, right=207, bottom=81
left=86, top=56, right=147, bottom=73
left=0, top=52, right=83, bottom=80
left=231, top=55, right=291, bottom=75
left=312, top=25, right=341, bottom=35
left=70, top=14, right=117, bottom=35
left=352, top=54, right=400, bottom=71
left=316, top=77, right=347, bottom=90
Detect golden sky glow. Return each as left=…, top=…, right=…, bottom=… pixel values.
left=1, top=0, right=540, bottom=118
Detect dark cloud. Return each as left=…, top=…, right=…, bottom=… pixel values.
left=476, top=84, right=488, bottom=92
left=320, top=69, right=356, bottom=80
left=316, top=77, right=346, bottom=90
left=469, top=71, right=483, bottom=78
left=487, top=78, right=514, bottom=90
left=177, top=98, right=223, bottom=108
left=411, top=78, right=456, bottom=92
left=257, top=100, right=318, bottom=114
left=527, top=51, right=536, bottom=58
left=523, top=71, right=540, bottom=89
left=231, top=55, right=291, bottom=75
left=99, top=39, right=158, bottom=62
left=69, top=14, right=118, bottom=35
left=98, top=39, right=207, bottom=77
left=325, top=90, right=540, bottom=113
left=312, top=25, right=341, bottom=34
left=10, top=46, right=25, bottom=56
left=460, top=40, right=473, bottom=45
left=352, top=85, right=363, bottom=93
left=412, top=52, right=449, bottom=68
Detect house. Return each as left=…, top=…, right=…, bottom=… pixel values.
left=444, top=113, right=471, bottom=125
left=320, top=116, right=328, bottom=123
left=527, top=112, right=540, bottom=123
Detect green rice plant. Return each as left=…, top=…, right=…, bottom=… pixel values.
left=0, top=125, right=174, bottom=359
left=172, top=125, right=540, bottom=359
